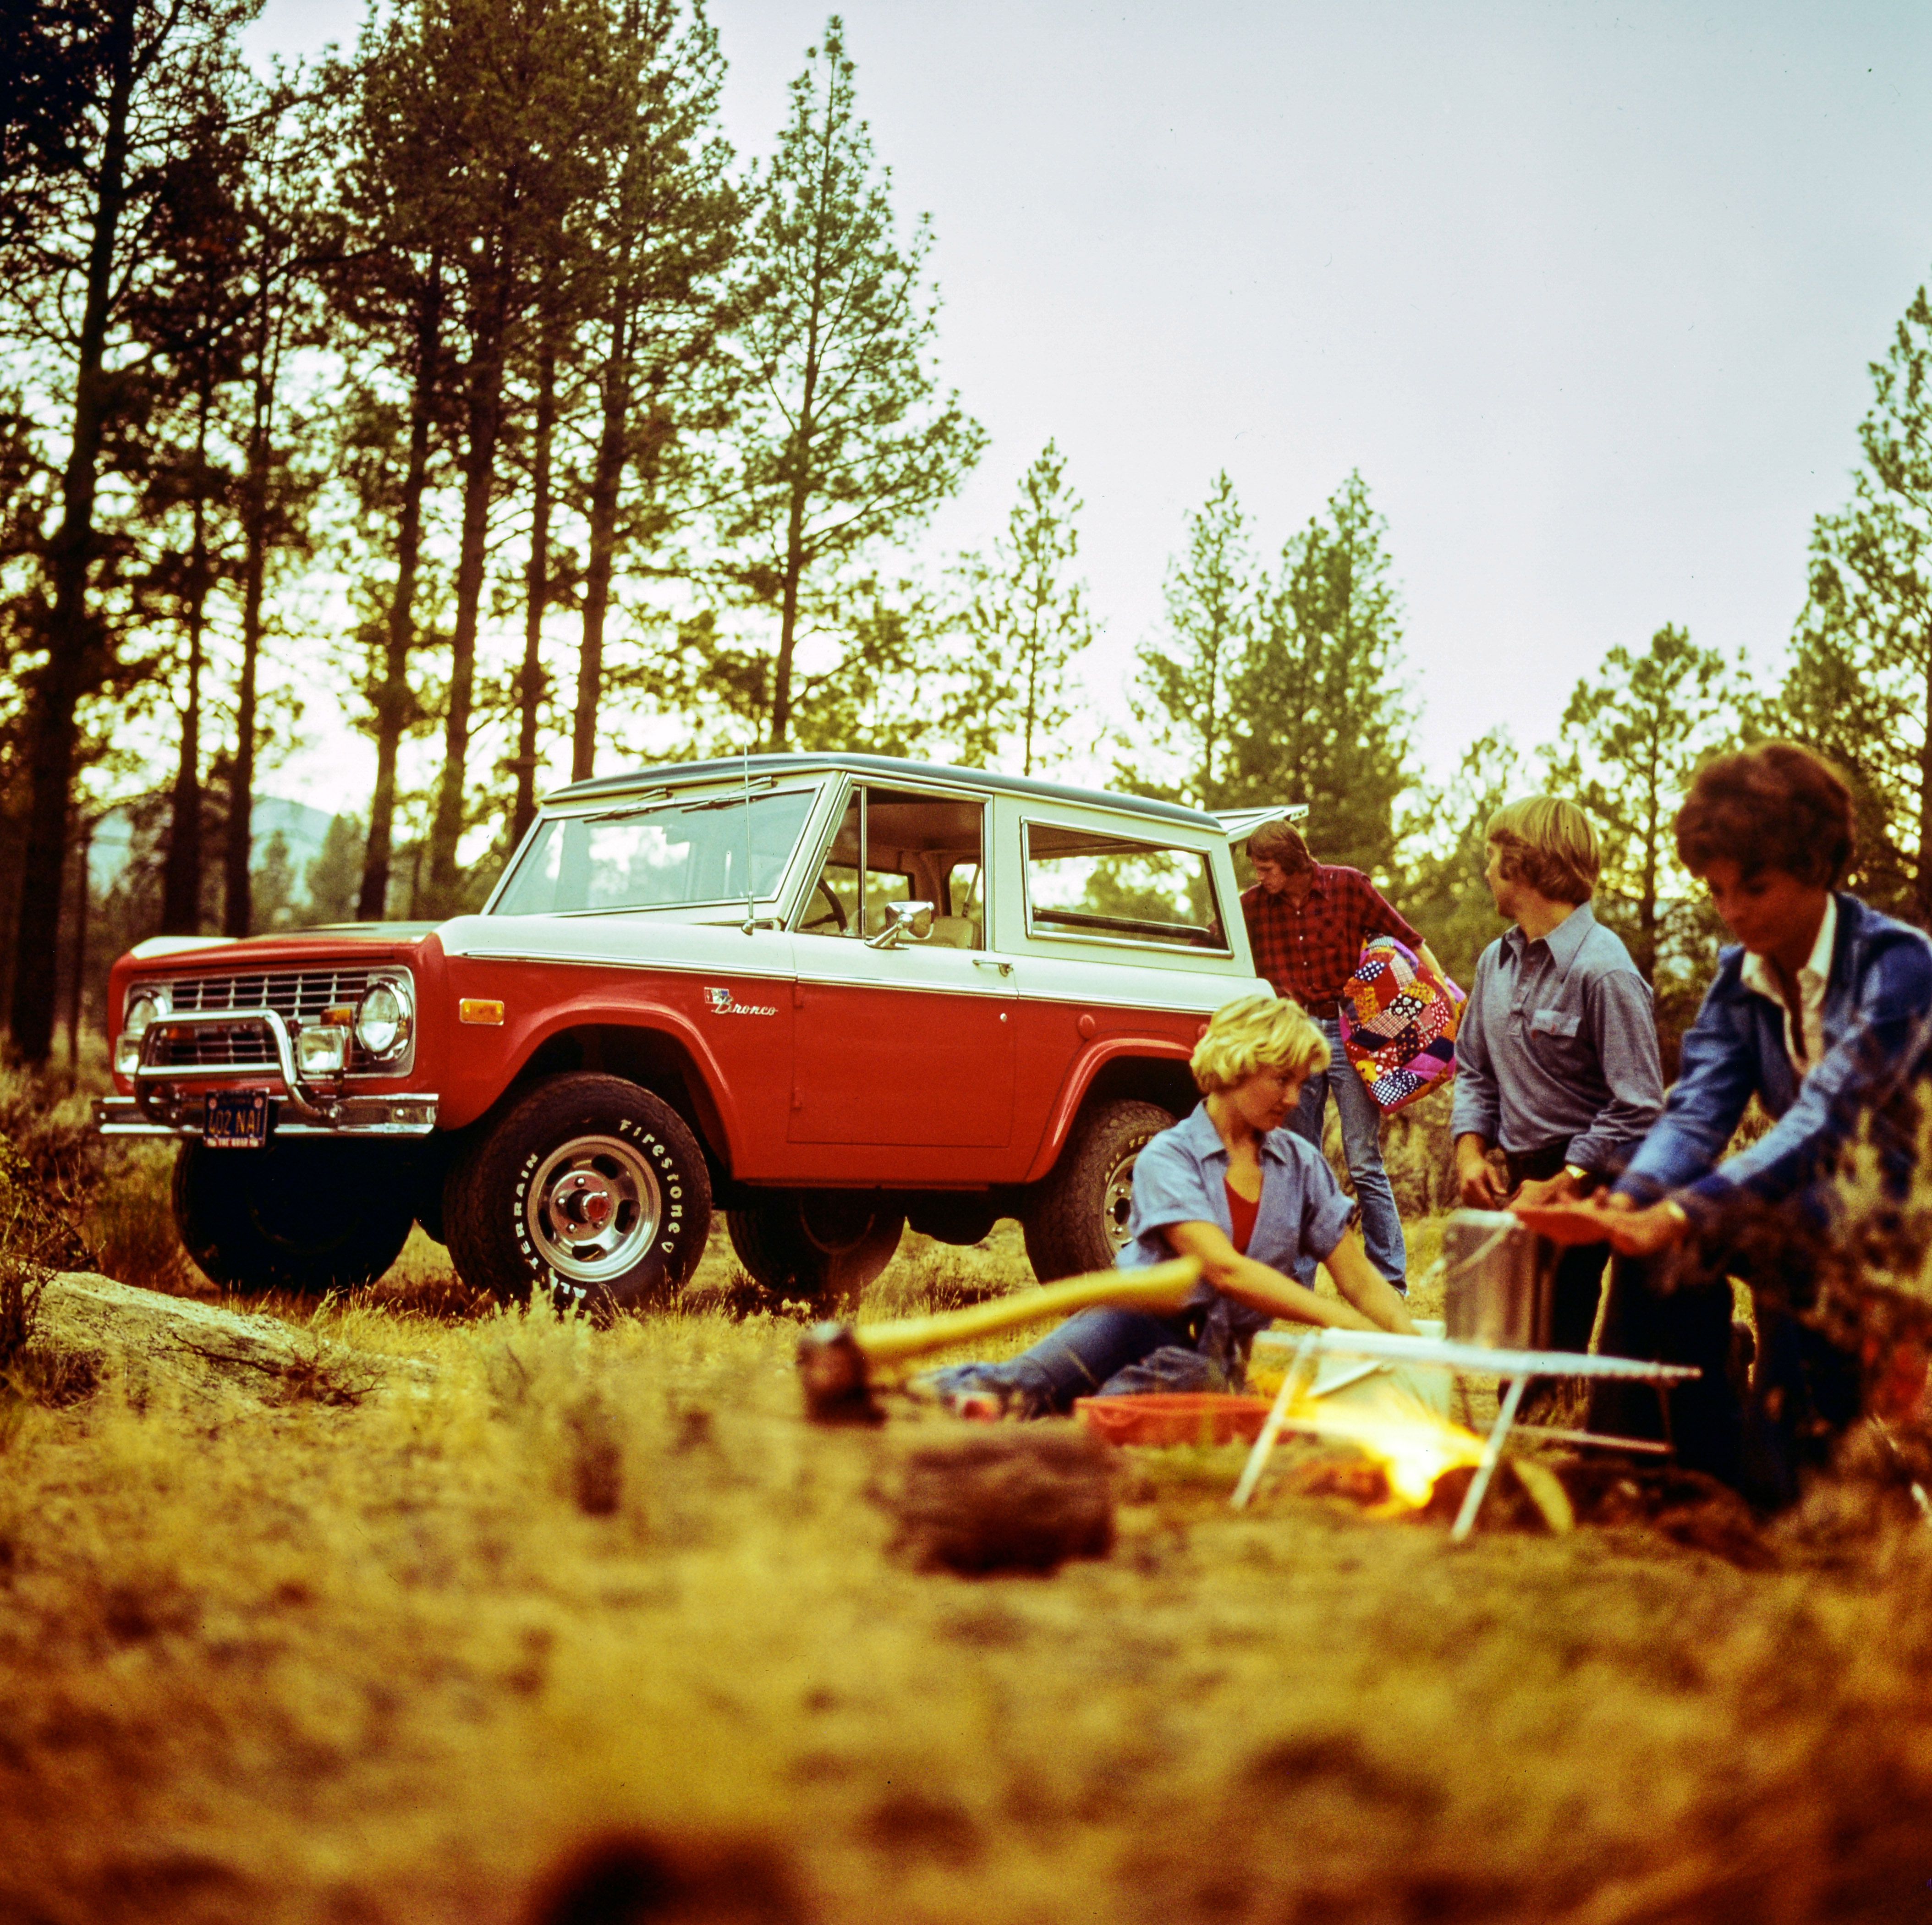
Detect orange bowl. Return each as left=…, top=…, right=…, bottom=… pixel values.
left=1073, top=1393, right=1273, bottom=1447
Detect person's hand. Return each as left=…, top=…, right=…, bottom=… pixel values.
left=1513, top=1169, right=1585, bottom=1211
left=1602, top=1200, right=1689, bottom=1258
left=1454, top=1135, right=1506, bottom=1209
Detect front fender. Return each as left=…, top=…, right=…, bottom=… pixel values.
left=433, top=961, right=752, bottom=1167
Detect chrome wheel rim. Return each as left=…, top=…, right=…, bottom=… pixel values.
left=1101, top=1148, right=1142, bottom=1254
left=527, top=1134, right=662, bottom=1284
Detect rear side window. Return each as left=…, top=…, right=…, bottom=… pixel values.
left=1023, top=823, right=1227, bottom=951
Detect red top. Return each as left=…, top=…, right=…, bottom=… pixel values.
left=1240, top=864, right=1422, bottom=1008
left=1224, top=1177, right=1259, bottom=1256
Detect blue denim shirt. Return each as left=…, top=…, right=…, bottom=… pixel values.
left=1450, top=902, right=1664, bottom=1173
left=1119, top=1102, right=1358, bottom=1358
left=1616, top=892, right=1932, bottom=1211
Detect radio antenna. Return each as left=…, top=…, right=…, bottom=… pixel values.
left=741, top=740, right=756, bottom=935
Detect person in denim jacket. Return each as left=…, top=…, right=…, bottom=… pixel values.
left=919, top=995, right=1415, bottom=1418
left=1594, top=744, right=1932, bottom=1504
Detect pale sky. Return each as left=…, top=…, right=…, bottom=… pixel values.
left=246, top=0, right=1932, bottom=809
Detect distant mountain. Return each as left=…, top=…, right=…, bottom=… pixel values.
left=88, top=796, right=341, bottom=896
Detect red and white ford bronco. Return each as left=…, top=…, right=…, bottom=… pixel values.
left=96, top=754, right=1296, bottom=1307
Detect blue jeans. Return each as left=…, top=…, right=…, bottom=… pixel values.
left=1290, top=1015, right=1406, bottom=1289
left=923, top=1308, right=1230, bottom=1418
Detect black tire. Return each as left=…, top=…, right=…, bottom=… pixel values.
left=725, top=1191, right=905, bottom=1305
left=1021, top=1099, right=1176, bottom=1282
left=172, top=1139, right=416, bottom=1295
left=906, top=1193, right=1001, bottom=1247
left=445, top=1074, right=712, bottom=1312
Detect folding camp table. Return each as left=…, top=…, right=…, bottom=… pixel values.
left=1234, top=1327, right=1702, bottom=1541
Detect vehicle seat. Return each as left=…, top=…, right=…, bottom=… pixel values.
left=926, top=916, right=980, bottom=949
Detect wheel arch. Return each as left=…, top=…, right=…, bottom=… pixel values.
left=465, top=1021, right=737, bottom=1191
left=1020, top=1042, right=1197, bottom=1185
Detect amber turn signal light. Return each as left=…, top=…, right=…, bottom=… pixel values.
left=459, top=998, right=505, bottom=1026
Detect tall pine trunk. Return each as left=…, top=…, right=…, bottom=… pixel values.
left=512, top=330, right=556, bottom=839
left=223, top=264, right=280, bottom=938
left=161, top=386, right=211, bottom=933
left=424, top=266, right=512, bottom=915
left=7, top=0, right=134, bottom=1062
left=359, top=257, right=442, bottom=920
left=573, top=298, right=632, bottom=781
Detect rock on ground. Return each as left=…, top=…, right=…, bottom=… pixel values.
left=34, top=1272, right=430, bottom=1410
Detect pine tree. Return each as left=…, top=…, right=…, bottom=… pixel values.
left=712, top=16, right=983, bottom=750
left=1, top=0, right=261, bottom=1060
left=1227, top=471, right=1415, bottom=875
left=1130, top=472, right=1250, bottom=807
left=334, top=10, right=457, bottom=923
left=1394, top=728, right=1518, bottom=989
left=956, top=441, right=1094, bottom=776
left=563, top=0, right=743, bottom=791
left=1548, top=624, right=1737, bottom=989
left=304, top=813, right=365, bottom=924
left=395, top=0, right=607, bottom=916
left=1780, top=281, right=1932, bottom=924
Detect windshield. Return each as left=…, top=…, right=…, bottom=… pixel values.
left=491, top=788, right=819, bottom=916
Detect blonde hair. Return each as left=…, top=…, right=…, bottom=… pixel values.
left=1485, top=795, right=1601, bottom=903
left=1190, top=993, right=1329, bottom=1094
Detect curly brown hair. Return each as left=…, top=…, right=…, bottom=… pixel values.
left=1674, top=742, right=1855, bottom=888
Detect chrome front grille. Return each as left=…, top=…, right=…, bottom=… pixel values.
left=140, top=968, right=389, bottom=1072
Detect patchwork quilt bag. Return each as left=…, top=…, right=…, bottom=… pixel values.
left=1336, top=937, right=1465, bottom=1114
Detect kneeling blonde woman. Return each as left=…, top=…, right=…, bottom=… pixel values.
left=922, top=995, right=1415, bottom=1418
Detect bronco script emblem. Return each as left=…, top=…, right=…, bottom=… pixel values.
left=704, top=986, right=779, bottom=1016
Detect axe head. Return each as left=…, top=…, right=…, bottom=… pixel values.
left=797, top=1322, right=885, bottom=1425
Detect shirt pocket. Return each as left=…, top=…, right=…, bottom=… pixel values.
left=1525, top=1005, right=1594, bottom=1081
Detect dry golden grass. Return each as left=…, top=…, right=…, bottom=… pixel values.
left=5, top=1216, right=1932, bottom=1925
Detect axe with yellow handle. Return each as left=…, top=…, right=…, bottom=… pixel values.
left=796, top=1256, right=1203, bottom=1422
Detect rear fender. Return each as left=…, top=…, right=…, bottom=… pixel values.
left=1019, top=1039, right=1197, bottom=1185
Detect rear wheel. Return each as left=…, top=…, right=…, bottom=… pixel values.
left=172, top=1139, right=416, bottom=1295
left=445, top=1074, right=712, bottom=1312
left=725, top=1191, right=905, bottom=1305
left=1021, top=1099, right=1176, bottom=1282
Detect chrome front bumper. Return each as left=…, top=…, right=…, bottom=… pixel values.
left=94, top=1007, right=439, bottom=1140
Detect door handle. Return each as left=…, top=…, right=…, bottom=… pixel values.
left=972, top=956, right=1014, bottom=977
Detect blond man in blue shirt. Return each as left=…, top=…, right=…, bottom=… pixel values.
left=1451, top=796, right=1665, bottom=1353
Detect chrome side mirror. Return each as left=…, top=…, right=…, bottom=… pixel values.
left=865, top=899, right=934, bottom=949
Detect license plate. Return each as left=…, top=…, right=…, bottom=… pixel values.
left=204, top=1090, right=272, bottom=1149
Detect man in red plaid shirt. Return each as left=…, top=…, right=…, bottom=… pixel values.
left=1241, top=818, right=1446, bottom=1294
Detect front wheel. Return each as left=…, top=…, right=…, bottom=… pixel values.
left=1021, top=1099, right=1176, bottom=1282
left=173, top=1139, right=417, bottom=1295
left=725, top=1191, right=905, bottom=1306
left=445, top=1075, right=712, bottom=1312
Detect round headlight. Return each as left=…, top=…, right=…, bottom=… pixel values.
left=354, top=982, right=407, bottom=1058
left=124, top=988, right=170, bottom=1038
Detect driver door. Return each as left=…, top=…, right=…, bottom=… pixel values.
left=788, top=785, right=1015, bottom=1149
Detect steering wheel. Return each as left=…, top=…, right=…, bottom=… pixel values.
left=798, top=877, right=849, bottom=934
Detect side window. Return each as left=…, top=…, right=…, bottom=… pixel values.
left=796, top=788, right=986, bottom=947
left=1024, top=823, right=1227, bottom=951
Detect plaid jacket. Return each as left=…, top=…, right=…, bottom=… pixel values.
left=1240, top=865, right=1423, bottom=1009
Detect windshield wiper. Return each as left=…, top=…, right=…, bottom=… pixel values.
left=582, top=788, right=674, bottom=824
left=679, top=780, right=779, bottom=813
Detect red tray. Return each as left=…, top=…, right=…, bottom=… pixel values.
left=1073, top=1393, right=1273, bottom=1447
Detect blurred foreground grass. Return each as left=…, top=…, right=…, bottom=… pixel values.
left=5, top=1193, right=1932, bottom=1922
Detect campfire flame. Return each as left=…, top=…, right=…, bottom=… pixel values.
left=1250, top=1360, right=1488, bottom=1510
